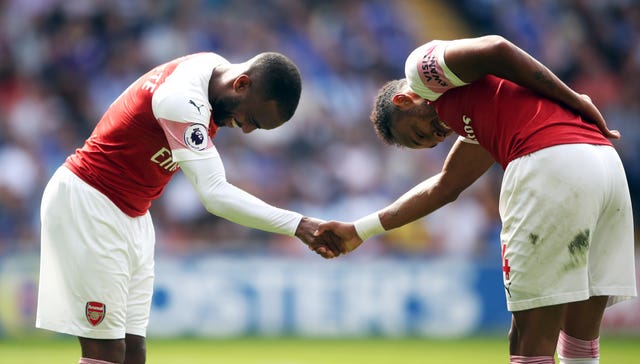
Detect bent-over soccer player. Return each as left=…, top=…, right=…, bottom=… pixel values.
left=315, top=35, right=636, bottom=364
left=37, top=51, right=339, bottom=364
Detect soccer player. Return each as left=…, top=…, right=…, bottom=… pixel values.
left=36, top=51, right=339, bottom=364
left=315, top=35, right=637, bottom=363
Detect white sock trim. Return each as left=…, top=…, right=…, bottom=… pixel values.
left=79, top=358, right=118, bottom=364
left=558, top=357, right=599, bottom=364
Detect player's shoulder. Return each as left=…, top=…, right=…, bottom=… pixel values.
left=405, top=40, right=467, bottom=101
left=167, top=52, right=228, bottom=84
left=151, top=53, right=225, bottom=124
left=152, top=91, right=211, bottom=125
left=181, top=52, right=229, bottom=69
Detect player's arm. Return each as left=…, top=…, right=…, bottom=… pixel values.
left=177, top=155, right=339, bottom=257
left=179, top=155, right=303, bottom=235
left=443, top=35, right=619, bottom=139
left=316, top=140, right=495, bottom=253
left=152, top=86, right=339, bottom=254
left=379, top=140, right=494, bottom=230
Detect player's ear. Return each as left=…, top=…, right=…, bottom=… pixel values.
left=392, top=93, right=414, bottom=110
left=233, top=75, right=251, bottom=93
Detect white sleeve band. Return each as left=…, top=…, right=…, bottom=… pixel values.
left=178, top=156, right=302, bottom=236
left=353, top=212, right=385, bottom=241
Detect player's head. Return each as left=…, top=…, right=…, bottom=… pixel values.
left=212, top=52, right=301, bottom=133
left=247, top=52, right=301, bottom=120
left=370, top=79, right=452, bottom=149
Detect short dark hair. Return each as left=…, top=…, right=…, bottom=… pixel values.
left=370, top=79, right=406, bottom=146
left=249, top=52, right=302, bottom=121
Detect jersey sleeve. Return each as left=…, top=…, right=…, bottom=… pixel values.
left=178, top=156, right=303, bottom=236
left=152, top=56, right=221, bottom=163
left=405, top=40, right=468, bottom=101
left=153, top=92, right=217, bottom=162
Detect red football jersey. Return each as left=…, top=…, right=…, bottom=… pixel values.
left=405, top=41, right=611, bottom=169
left=433, top=75, right=611, bottom=168
left=65, top=53, right=226, bottom=216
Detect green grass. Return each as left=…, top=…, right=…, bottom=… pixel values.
left=1, top=335, right=638, bottom=363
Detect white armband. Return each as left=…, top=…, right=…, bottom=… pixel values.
left=353, top=212, right=385, bottom=241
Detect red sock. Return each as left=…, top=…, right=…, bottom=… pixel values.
left=557, top=330, right=599, bottom=362
left=510, top=355, right=555, bottom=363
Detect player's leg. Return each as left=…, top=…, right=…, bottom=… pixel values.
left=556, top=296, right=608, bottom=364
left=36, top=167, right=133, bottom=362
left=509, top=304, right=565, bottom=357
left=79, top=217, right=154, bottom=364
left=78, top=337, right=126, bottom=363
left=562, top=296, right=607, bottom=339
left=77, top=334, right=146, bottom=364
left=124, top=334, right=146, bottom=364
left=505, top=145, right=635, bottom=364
left=122, top=212, right=155, bottom=364
left=555, top=146, right=637, bottom=364
left=76, top=216, right=153, bottom=364
left=499, top=145, right=605, bottom=363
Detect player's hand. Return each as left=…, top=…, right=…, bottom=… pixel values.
left=576, top=94, right=620, bottom=139
left=295, top=216, right=343, bottom=258
left=314, top=220, right=363, bottom=255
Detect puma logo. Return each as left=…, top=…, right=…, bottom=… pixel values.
left=504, top=282, right=512, bottom=298
left=189, top=100, right=205, bottom=114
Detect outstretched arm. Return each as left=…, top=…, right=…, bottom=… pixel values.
left=316, top=140, right=495, bottom=254
left=443, top=35, right=619, bottom=139
left=179, top=155, right=342, bottom=257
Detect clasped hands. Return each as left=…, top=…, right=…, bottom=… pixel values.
left=295, top=216, right=364, bottom=258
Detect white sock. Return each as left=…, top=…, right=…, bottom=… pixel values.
left=510, top=355, right=555, bottom=363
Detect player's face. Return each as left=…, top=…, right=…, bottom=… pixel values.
left=391, top=101, right=452, bottom=149
left=213, top=94, right=284, bottom=133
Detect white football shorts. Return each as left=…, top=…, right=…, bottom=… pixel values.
left=499, top=144, right=636, bottom=312
left=36, top=166, right=155, bottom=339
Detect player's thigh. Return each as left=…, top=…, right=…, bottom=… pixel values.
left=125, top=334, right=147, bottom=364
left=562, top=296, right=609, bottom=340
left=125, top=215, right=155, bottom=339
left=499, top=145, right=605, bottom=312
left=37, top=167, right=133, bottom=339
left=510, top=304, right=566, bottom=356
left=79, top=337, right=126, bottom=363
left=588, top=146, right=636, bottom=305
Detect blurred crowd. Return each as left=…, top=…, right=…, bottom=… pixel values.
left=0, top=0, right=638, bottom=260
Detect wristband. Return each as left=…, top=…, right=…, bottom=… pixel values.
left=353, top=212, right=385, bottom=241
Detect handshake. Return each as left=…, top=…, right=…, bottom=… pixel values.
left=294, top=216, right=366, bottom=258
